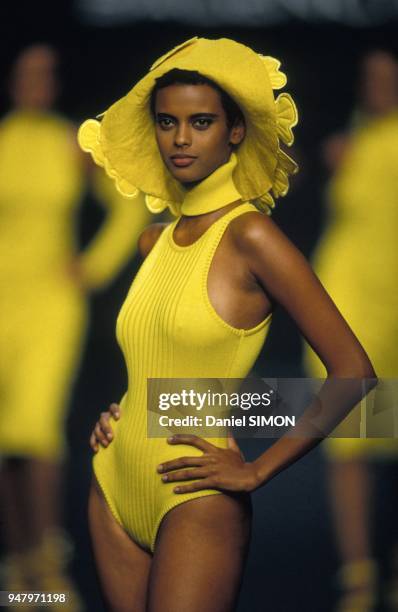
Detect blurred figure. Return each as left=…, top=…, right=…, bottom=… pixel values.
left=0, top=44, right=152, bottom=609
left=304, top=50, right=398, bottom=612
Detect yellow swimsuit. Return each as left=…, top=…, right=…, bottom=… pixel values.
left=93, top=163, right=272, bottom=552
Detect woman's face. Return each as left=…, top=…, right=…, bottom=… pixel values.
left=10, top=45, right=59, bottom=111
left=154, top=83, right=244, bottom=185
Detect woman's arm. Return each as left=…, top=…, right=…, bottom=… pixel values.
left=74, top=171, right=154, bottom=291
left=232, top=211, right=377, bottom=487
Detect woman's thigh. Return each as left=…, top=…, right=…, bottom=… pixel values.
left=147, top=493, right=252, bottom=612
left=88, top=477, right=152, bottom=612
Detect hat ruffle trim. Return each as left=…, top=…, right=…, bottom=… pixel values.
left=258, top=55, right=287, bottom=89
left=253, top=56, right=299, bottom=214
left=78, top=119, right=140, bottom=199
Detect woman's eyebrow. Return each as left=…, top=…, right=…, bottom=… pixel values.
left=156, top=112, right=175, bottom=119
left=190, top=113, right=218, bottom=119
left=156, top=112, right=219, bottom=120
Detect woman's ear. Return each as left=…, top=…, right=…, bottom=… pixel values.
left=229, top=120, right=246, bottom=146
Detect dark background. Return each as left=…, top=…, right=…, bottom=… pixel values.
left=1, top=2, right=397, bottom=610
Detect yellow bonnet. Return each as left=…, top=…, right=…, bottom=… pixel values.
left=78, top=36, right=298, bottom=216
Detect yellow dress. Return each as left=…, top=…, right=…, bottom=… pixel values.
left=304, top=111, right=398, bottom=458
left=92, top=161, right=272, bottom=553
left=0, top=110, right=152, bottom=460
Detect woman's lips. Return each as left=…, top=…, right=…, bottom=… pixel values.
left=170, top=156, right=196, bottom=167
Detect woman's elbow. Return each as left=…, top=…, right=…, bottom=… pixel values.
left=327, top=351, right=378, bottom=384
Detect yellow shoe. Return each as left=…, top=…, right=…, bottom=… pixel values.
left=386, top=544, right=398, bottom=611
left=0, top=552, right=27, bottom=591
left=386, top=580, right=398, bottom=612
left=22, top=529, right=85, bottom=612
left=335, top=558, right=378, bottom=612
left=0, top=552, right=39, bottom=611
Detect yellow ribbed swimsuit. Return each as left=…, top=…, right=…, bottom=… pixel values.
left=93, top=201, right=272, bottom=552
left=0, top=110, right=152, bottom=459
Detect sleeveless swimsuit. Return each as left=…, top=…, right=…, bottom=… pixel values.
left=93, top=197, right=272, bottom=552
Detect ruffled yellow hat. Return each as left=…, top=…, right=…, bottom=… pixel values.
left=78, top=36, right=298, bottom=216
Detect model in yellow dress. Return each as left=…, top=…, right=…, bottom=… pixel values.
left=303, top=50, right=398, bottom=612
left=81, top=37, right=377, bottom=611
left=0, top=49, right=153, bottom=458
left=0, top=45, right=152, bottom=604
left=304, top=108, right=398, bottom=455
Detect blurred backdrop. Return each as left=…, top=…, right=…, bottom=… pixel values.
left=0, top=2, right=397, bottom=611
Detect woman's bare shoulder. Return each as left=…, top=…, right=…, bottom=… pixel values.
left=229, top=209, right=281, bottom=251
left=229, top=208, right=307, bottom=279
left=138, top=222, right=170, bottom=259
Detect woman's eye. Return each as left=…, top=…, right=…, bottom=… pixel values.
left=157, top=118, right=174, bottom=129
left=193, top=118, right=212, bottom=129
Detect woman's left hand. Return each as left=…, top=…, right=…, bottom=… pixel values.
left=157, top=434, right=260, bottom=494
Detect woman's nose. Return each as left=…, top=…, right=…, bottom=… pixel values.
left=174, top=123, right=191, bottom=147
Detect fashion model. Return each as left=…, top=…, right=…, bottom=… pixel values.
left=79, top=37, right=377, bottom=612
left=305, top=50, right=398, bottom=612
left=0, top=44, right=151, bottom=608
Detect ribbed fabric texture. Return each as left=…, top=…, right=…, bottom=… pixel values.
left=93, top=202, right=272, bottom=552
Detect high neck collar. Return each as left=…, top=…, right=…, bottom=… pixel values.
left=180, top=152, right=242, bottom=216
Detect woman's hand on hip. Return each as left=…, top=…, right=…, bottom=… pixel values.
left=90, top=403, right=121, bottom=452
left=157, top=434, right=261, bottom=494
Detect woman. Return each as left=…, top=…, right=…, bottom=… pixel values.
left=304, top=50, right=398, bottom=611
left=0, top=44, right=151, bottom=606
left=80, top=37, right=377, bottom=612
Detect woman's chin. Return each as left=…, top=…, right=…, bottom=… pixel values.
left=170, top=167, right=203, bottom=184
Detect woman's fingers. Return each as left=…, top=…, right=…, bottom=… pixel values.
left=89, top=402, right=122, bottom=452
left=109, top=403, right=121, bottom=419
left=89, top=422, right=109, bottom=451
left=94, top=422, right=110, bottom=447
left=160, top=467, right=209, bottom=482
left=90, top=431, right=99, bottom=452
left=99, top=412, right=114, bottom=439
left=157, top=455, right=208, bottom=473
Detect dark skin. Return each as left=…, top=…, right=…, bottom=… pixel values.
left=89, top=83, right=377, bottom=611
